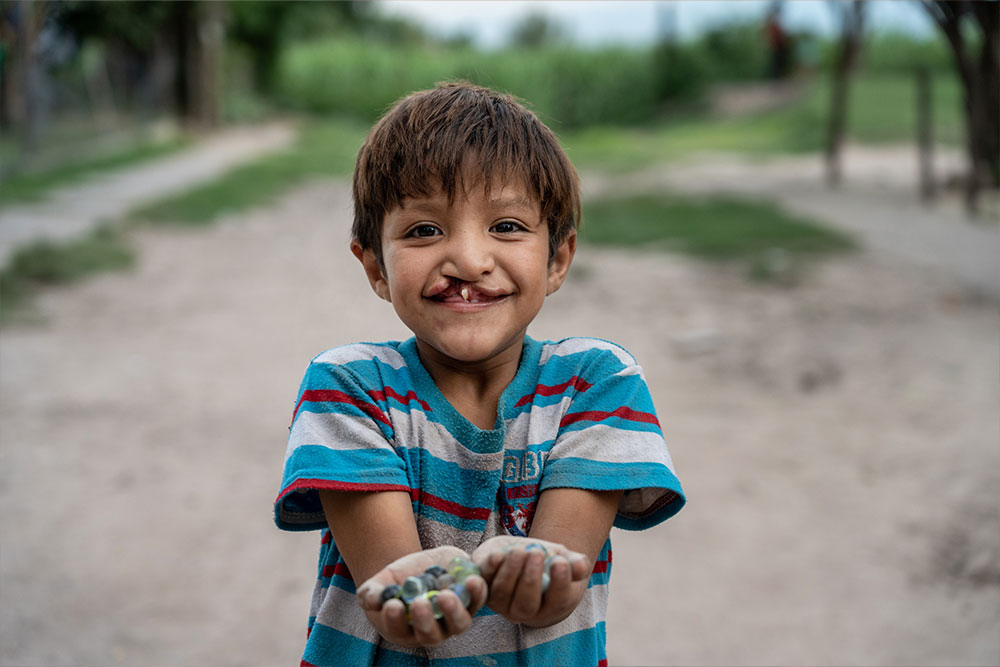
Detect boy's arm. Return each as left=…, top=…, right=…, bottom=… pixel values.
left=473, top=488, right=622, bottom=628
left=318, top=490, right=488, bottom=647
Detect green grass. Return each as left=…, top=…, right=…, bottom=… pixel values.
left=581, top=193, right=855, bottom=281
left=563, top=72, right=964, bottom=172
left=127, top=118, right=368, bottom=224
left=0, top=224, right=135, bottom=321
left=0, top=138, right=187, bottom=208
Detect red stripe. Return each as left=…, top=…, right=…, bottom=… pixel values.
left=301, top=660, right=316, bottom=667
left=275, top=478, right=410, bottom=505
left=559, top=406, right=659, bottom=429
left=293, top=389, right=390, bottom=426
left=322, top=562, right=352, bottom=580
left=592, top=559, right=609, bottom=574
left=410, top=488, right=491, bottom=521
left=368, top=387, right=432, bottom=412
left=277, top=480, right=489, bottom=522
left=321, top=530, right=332, bottom=545
left=506, top=484, right=539, bottom=500
left=598, top=660, right=609, bottom=667
left=608, top=548, right=613, bottom=565
left=513, top=376, right=593, bottom=408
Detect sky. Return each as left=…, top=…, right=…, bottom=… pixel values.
left=376, top=1, right=938, bottom=49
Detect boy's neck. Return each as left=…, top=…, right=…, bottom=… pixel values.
left=415, top=337, right=524, bottom=430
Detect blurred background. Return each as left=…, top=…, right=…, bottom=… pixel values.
left=1, top=1, right=998, bottom=665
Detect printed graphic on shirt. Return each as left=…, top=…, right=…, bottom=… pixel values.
left=499, top=448, right=548, bottom=536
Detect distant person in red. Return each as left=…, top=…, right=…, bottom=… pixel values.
left=764, top=1, right=790, bottom=80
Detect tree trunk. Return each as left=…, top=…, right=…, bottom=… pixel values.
left=923, top=0, right=1000, bottom=216
left=824, top=1, right=864, bottom=187
left=916, top=66, right=935, bottom=201
left=15, top=0, right=46, bottom=164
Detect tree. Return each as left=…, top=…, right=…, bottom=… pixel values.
left=508, top=12, right=566, bottom=49
left=825, top=0, right=865, bottom=187
left=922, top=0, right=999, bottom=215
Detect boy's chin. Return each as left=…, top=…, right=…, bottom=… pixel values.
left=417, top=335, right=524, bottom=367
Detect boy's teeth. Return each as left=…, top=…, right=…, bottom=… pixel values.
left=460, top=287, right=470, bottom=302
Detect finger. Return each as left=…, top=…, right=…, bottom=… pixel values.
left=408, top=597, right=445, bottom=646
left=462, top=574, right=489, bottom=613
left=356, top=580, right=382, bottom=611
left=437, top=590, right=473, bottom=636
left=487, top=548, right=526, bottom=612
left=508, top=549, right=545, bottom=619
left=381, top=599, right=413, bottom=640
left=567, top=552, right=591, bottom=581
left=538, top=555, right=574, bottom=613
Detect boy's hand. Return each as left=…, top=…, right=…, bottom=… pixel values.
left=355, top=545, right=488, bottom=648
left=471, top=536, right=591, bottom=628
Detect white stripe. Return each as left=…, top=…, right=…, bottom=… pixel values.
left=551, top=424, right=674, bottom=471
left=415, top=514, right=492, bottom=556
left=504, top=400, right=568, bottom=449
left=314, top=585, right=383, bottom=647
left=538, top=337, right=637, bottom=368
left=423, top=583, right=610, bottom=659
left=287, top=411, right=390, bottom=460
left=387, top=405, right=505, bottom=471
left=313, top=343, right=407, bottom=370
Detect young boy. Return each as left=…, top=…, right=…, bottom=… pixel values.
left=275, top=82, right=685, bottom=667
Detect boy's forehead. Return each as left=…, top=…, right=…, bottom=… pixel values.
left=397, top=177, right=539, bottom=212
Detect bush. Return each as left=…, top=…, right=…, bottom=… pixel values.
left=274, top=39, right=667, bottom=129
left=861, top=33, right=954, bottom=74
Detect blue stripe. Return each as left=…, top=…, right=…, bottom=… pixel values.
left=540, top=458, right=685, bottom=530
left=428, top=622, right=607, bottom=667
left=302, top=623, right=383, bottom=666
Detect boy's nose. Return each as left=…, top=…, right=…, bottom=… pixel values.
left=444, top=232, right=495, bottom=279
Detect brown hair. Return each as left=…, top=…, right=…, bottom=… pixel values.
left=352, top=82, right=581, bottom=264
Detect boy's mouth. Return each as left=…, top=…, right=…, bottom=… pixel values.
left=427, top=281, right=509, bottom=305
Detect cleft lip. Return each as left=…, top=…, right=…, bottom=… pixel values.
left=425, top=280, right=510, bottom=302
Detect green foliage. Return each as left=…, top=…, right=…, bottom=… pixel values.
left=857, top=33, right=954, bottom=74
left=580, top=193, right=855, bottom=281
left=652, top=43, right=708, bottom=102
left=0, top=225, right=134, bottom=316
left=562, top=70, right=963, bottom=171
left=127, top=119, right=368, bottom=224
left=508, top=13, right=568, bottom=49
left=695, top=22, right=770, bottom=81
left=274, top=39, right=663, bottom=129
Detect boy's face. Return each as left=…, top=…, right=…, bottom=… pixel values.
left=352, top=179, right=575, bottom=370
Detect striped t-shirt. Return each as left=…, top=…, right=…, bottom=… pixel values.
left=275, top=336, right=685, bottom=667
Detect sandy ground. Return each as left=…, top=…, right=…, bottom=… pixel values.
left=1, top=154, right=999, bottom=665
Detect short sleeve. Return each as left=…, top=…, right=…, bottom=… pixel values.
left=274, top=353, right=410, bottom=531
left=539, top=343, right=685, bottom=530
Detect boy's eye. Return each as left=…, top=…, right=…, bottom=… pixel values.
left=491, top=220, right=524, bottom=234
left=407, top=224, right=441, bottom=238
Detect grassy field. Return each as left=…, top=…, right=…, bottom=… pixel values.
left=581, top=193, right=856, bottom=281
left=563, top=72, right=963, bottom=172
left=0, top=224, right=134, bottom=321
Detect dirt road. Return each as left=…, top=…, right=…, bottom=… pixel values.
left=0, top=122, right=295, bottom=267
left=1, top=152, right=998, bottom=665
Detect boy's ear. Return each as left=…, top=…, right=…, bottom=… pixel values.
left=546, top=230, right=577, bottom=296
left=350, top=239, right=391, bottom=302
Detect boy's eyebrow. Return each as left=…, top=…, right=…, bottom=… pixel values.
left=486, top=194, right=538, bottom=212
left=398, top=193, right=538, bottom=213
